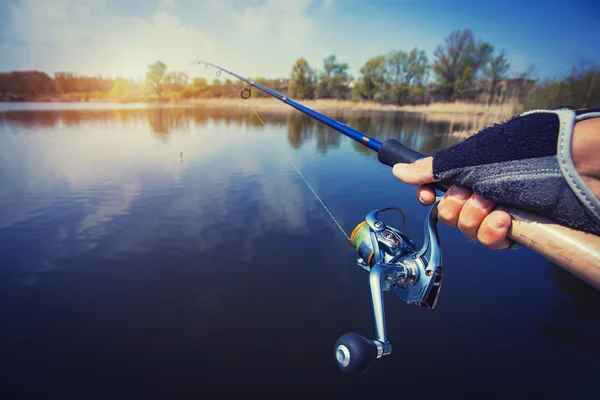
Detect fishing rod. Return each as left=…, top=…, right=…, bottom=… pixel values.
left=191, top=61, right=600, bottom=374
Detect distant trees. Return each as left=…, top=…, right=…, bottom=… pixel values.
left=525, top=64, right=600, bottom=110
left=316, top=54, right=352, bottom=99
left=110, top=78, right=136, bottom=100
left=2, top=27, right=599, bottom=110
left=53, top=72, right=114, bottom=94
left=0, top=71, right=112, bottom=98
left=385, top=48, right=430, bottom=104
left=350, top=48, right=429, bottom=105
left=353, top=55, right=388, bottom=101
left=288, top=58, right=316, bottom=99
left=484, top=50, right=510, bottom=105
left=145, top=61, right=168, bottom=101
left=432, top=29, right=493, bottom=101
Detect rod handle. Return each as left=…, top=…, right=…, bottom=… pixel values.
left=377, top=139, right=447, bottom=194
left=377, top=139, right=424, bottom=166
left=503, top=207, right=600, bottom=290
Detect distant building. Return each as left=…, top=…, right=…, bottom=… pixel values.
left=496, top=78, right=537, bottom=102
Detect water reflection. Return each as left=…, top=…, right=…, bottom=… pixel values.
left=543, top=264, right=600, bottom=355
left=0, top=105, right=460, bottom=155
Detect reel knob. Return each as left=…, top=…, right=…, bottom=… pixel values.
left=333, top=333, right=378, bottom=374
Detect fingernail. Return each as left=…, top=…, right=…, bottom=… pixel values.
left=490, top=214, right=508, bottom=230
left=472, top=194, right=493, bottom=209
left=446, top=185, right=470, bottom=200
left=393, top=163, right=408, bottom=172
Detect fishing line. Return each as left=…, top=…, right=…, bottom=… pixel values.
left=198, top=64, right=350, bottom=240
left=251, top=109, right=350, bottom=241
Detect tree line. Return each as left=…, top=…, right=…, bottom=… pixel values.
left=0, top=29, right=598, bottom=109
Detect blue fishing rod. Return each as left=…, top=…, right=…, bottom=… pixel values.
left=191, top=61, right=427, bottom=168
left=191, top=60, right=447, bottom=375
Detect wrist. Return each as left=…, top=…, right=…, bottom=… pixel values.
left=572, top=117, right=600, bottom=199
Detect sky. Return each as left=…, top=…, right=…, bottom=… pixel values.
left=1, top=0, right=599, bottom=83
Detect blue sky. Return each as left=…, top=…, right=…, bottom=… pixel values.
left=1, top=0, right=599, bottom=82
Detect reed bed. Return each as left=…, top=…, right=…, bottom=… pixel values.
left=183, top=98, right=524, bottom=137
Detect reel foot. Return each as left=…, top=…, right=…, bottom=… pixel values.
left=333, top=333, right=379, bottom=374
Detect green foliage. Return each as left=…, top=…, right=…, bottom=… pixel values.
left=432, top=29, right=493, bottom=100
left=146, top=61, right=168, bottom=101
left=181, top=77, right=209, bottom=99
left=525, top=64, right=600, bottom=109
left=316, top=55, right=352, bottom=99
left=250, top=77, right=271, bottom=98
left=483, top=50, right=510, bottom=104
left=164, top=71, right=188, bottom=92
left=288, top=58, right=316, bottom=99
left=385, top=48, right=430, bottom=104
left=110, top=78, right=141, bottom=102
left=353, top=55, right=388, bottom=101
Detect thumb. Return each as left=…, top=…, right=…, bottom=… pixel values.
left=392, top=157, right=438, bottom=185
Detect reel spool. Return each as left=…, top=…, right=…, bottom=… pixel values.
left=334, top=202, right=443, bottom=374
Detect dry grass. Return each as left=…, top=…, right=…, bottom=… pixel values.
left=397, top=100, right=523, bottom=137
left=186, top=97, right=408, bottom=112
left=186, top=98, right=523, bottom=136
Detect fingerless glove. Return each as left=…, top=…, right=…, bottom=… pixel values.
left=432, top=108, right=600, bottom=236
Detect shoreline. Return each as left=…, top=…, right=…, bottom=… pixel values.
left=3, top=97, right=521, bottom=137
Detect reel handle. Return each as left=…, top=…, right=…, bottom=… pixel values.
left=334, top=333, right=379, bottom=374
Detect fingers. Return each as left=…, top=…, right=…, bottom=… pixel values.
left=392, top=157, right=438, bottom=186
left=392, top=159, right=512, bottom=249
left=437, top=185, right=472, bottom=228
left=477, top=210, right=512, bottom=249
left=416, top=185, right=436, bottom=205
left=434, top=185, right=513, bottom=249
left=457, top=194, right=494, bottom=240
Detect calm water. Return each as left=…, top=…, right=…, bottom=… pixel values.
left=0, top=103, right=598, bottom=398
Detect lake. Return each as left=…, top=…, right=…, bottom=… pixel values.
left=0, top=102, right=598, bottom=398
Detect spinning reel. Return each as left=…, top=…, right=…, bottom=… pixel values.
left=334, top=200, right=443, bottom=374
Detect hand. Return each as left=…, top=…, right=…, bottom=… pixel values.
left=392, top=158, right=513, bottom=249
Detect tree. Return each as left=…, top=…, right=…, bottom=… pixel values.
left=316, top=54, right=352, bottom=99
left=54, top=72, right=74, bottom=94
left=353, top=55, right=388, bottom=101
left=288, top=58, right=316, bottom=99
left=165, top=71, right=188, bottom=92
left=404, top=48, right=430, bottom=86
left=386, top=48, right=430, bottom=104
left=249, top=77, right=271, bottom=98
left=484, top=50, right=510, bottom=105
left=433, top=29, right=492, bottom=100
left=146, top=61, right=167, bottom=101
left=110, top=78, right=135, bottom=100
left=386, top=50, right=408, bottom=104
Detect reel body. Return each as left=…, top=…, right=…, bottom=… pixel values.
left=334, top=203, right=442, bottom=374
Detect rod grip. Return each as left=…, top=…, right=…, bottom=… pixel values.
left=377, top=139, right=425, bottom=166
